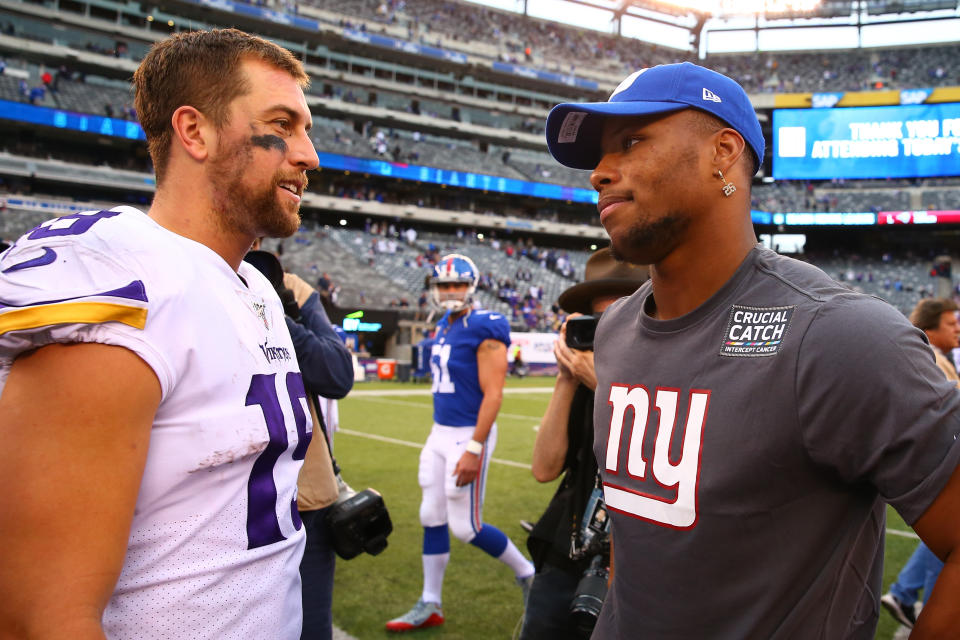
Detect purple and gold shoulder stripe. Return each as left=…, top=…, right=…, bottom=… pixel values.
left=0, top=280, right=149, bottom=336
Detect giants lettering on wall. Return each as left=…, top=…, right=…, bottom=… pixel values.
left=603, top=385, right=710, bottom=529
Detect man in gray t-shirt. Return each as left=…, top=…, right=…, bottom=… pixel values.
left=544, top=62, right=960, bottom=638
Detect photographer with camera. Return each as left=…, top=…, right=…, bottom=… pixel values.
left=520, top=248, right=647, bottom=640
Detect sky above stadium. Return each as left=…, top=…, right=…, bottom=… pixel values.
left=463, top=0, right=960, bottom=54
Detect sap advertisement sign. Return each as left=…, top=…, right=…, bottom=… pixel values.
left=773, top=103, right=960, bottom=180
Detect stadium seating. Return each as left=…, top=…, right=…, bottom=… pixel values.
left=263, top=222, right=588, bottom=329
left=3, top=0, right=960, bottom=327
left=283, top=0, right=960, bottom=92
left=51, top=77, right=135, bottom=119
left=804, top=250, right=944, bottom=316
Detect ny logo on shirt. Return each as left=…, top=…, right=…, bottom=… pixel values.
left=603, top=385, right=711, bottom=529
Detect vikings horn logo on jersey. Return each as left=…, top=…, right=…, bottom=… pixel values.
left=252, top=300, right=270, bottom=329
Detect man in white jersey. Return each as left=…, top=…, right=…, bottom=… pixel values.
left=0, top=29, right=318, bottom=638
left=545, top=62, right=960, bottom=637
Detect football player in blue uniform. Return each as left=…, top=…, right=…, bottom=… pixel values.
left=386, top=254, right=535, bottom=632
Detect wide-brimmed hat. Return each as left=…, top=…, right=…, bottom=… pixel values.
left=557, top=248, right=648, bottom=315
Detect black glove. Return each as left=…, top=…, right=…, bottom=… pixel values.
left=278, top=287, right=301, bottom=321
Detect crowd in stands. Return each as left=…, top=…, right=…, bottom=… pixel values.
left=268, top=217, right=958, bottom=325
left=4, top=0, right=960, bottom=207
left=291, top=0, right=959, bottom=91
left=752, top=178, right=960, bottom=215
left=316, top=121, right=592, bottom=191
left=0, top=115, right=956, bottom=221
left=0, top=53, right=138, bottom=122
left=323, top=220, right=582, bottom=331
left=311, top=80, right=544, bottom=136
left=248, top=0, right=300, bottom=16
left=21, top=51, right=960, bottom=211
left=6, top=0, right=960, bottom=101
left=2, top=0, right=960, bottom=328
left=799, top=246, right=957, bottom=316
left=1, top=183, right=956, bottom=326
left=0, top=135, right=152, bottom=174
left=316, top=174, right=577, bottom=224
left=302, top=0, right=687, bottom=78
left=317, top=171, right=960, bottom=221
left=711, top=46, right=958, bottom=94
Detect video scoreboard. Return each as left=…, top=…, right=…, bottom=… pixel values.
left=773, top=103, right=960, bottom=180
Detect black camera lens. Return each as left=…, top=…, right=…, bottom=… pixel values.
left=565, top=315, right=598, bottom=351
left=569, top=555, right=609, bottom=637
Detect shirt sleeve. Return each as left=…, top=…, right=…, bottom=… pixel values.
left=285, top=292, right=354, bottom=399
left=480, top=314, right=511, bottom=347
left=0, top=225, right=176, bottom=396
left=795, top=295, right=960, bottom=525
left=564, top=384, right=593, bottom=471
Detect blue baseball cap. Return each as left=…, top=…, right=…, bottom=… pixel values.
left=546, top=62, right=764, bottom=173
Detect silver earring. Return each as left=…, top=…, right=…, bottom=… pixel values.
left=718, top=169, right=736, bottom=197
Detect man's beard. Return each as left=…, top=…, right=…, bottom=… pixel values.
left=607, top=143, right=698, bottom=266
left=208, top=137, right=304, bottom=239
left=609, top=213, right=689, bottom=266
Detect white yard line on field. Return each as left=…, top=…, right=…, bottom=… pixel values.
left=347, top=395, right=543, bottom=421
left=886, top=528, right=920, bottom=540
left=332, top=626, right=358, bottom=640
left=338, top=428, right=531, bottom=470
left=350, top=387, right=554, bottom=396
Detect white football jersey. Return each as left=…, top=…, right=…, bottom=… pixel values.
left=0, top=207, right=309, bottom=639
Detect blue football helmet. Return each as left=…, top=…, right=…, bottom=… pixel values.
left=430, top=254, right=479, bottom=312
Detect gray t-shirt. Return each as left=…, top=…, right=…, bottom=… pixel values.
left=592, top=246, right=960, bottom=639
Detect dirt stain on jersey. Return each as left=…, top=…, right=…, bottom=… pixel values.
left=190, top=442, right=267, bottom=473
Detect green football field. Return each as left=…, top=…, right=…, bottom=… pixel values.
left=330, top=378, right=917, bottom=640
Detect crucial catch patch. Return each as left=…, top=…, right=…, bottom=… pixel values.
left=720, top=304, right=796, bottom=357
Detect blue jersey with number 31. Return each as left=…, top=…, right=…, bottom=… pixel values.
left=430, top=309, right=510, bottom=427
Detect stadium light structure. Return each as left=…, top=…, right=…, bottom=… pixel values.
left=633, top=0, right=823, bottom=16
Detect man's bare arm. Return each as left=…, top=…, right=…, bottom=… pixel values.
left=909, top=461, right=960, bottom=638
left=0, top=343, right=160, bottom=638
left=473, top=339, right=508, bottom=445
left=531, top=373, right=577, bottom=483
left=534, top=323, right=601, bottom=483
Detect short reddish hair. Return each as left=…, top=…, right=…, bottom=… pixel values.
left=133, top=28, right=308, bottom=182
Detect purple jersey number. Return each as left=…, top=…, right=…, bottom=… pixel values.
left=2, top=210, right=121, bottom=271
left=27, top=210, right=120, bottom=239
left=244, top=372, right=312, bottom=550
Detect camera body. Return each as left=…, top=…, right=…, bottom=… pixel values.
left=565, top=315, right=599, bottom=351
left=325, top=479, right=393, bottom=560
left=569, top=486, right=611, bottom=636
left=571, top=487, right=610, bottom=560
